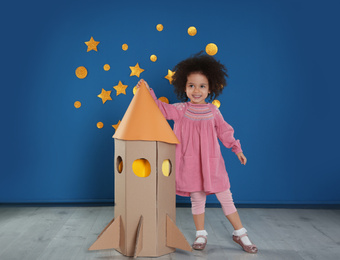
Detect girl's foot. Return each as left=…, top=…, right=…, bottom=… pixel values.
left=192, top=230, right=208, bottom=250
left=233, top=233, right=258, bottom=253
left=232, top=228, right=258, bottom=254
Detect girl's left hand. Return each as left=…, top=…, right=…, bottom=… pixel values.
left=237, top=152, right=247, bottom=165
left=136, top=79, right=150, bottom=91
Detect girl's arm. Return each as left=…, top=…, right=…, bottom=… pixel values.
left=137, top=79, right=183, bottom=121
left=213, top=106, right=245, bottom=159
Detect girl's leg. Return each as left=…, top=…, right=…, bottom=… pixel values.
left=216, top=189, right=258, bottom=253
left=226, top=211, right=243, bottom=230
left=193, top=212, right=205, bottom=230
left=190, top=191, right=208, bottom=250
left=190, top=191, right=207, bottom=229
left=215, top=189, right=243, bottom=229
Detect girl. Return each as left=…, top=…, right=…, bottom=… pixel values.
left=137, top=53, right=257, bottom=254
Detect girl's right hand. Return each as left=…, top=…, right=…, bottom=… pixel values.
left=136, top=79, right=150, bottom=91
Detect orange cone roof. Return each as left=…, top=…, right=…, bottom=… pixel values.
left=113, top=82, right=179, bottom=144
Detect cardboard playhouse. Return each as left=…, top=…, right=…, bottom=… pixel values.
left=89, top=82, right=192, bottom=257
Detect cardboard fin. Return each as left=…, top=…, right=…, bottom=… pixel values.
left=88, top=215, right=121, bottom=251
left=134, top=215, right=144, bottom=258
left=166, top=215, right=192, bottom=252
left=97, top=217, right=115, bottom=238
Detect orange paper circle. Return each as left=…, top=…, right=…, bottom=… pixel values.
left=188, top=26, right=197, bottom=36
left=150, top=55, right=157, bottom=62
left=156, top=24, right=164, bottom=31
left=74, top=101, right=81, bottom=108
left=97, top=122, right=104, bottom=129
left=212, top=100, right=221, bottom=108
left=103, top=64, right=110, bottom=71
left=158, top=96, right=169, bottom=104
left=75, top=66, right=87, bottom=79
left=122, top=44, right=128, bottom=51
left=133, top=86, right=138, bottom=95
left=206, top=43, right=218, bottom=56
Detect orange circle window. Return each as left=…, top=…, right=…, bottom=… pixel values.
left=162, top=159, right=172, bottom=177
left=132, top=159, right=151, bottom=178
left=117, top=156, right=123, bottom=173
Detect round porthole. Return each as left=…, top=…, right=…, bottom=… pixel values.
left=132, top=159, right=151, bottom=177
left=162, top=159, right=172, bottom=177
left=117, top=156, right=123, bottom=173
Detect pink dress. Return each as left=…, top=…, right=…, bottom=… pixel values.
left=150, top=90, right=242, bottom=197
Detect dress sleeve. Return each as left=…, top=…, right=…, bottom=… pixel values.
left=150, top=89, right=184, bottom=121
left=213, top=106, right=243, bottom=154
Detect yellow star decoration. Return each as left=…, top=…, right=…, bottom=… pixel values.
left=112, top=120, right=121, bottom=131
left=97, top=88, right=112, bottom=104
left=113, top=81, right=128, bottom=95
left=165, top=69, right=175, bottom=84
left=85, top=36, right=100, bottom=52
left=129, top=63, right=144, bottom=77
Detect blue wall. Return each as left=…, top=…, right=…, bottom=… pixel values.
left=1, top=0, right=340, bottom=205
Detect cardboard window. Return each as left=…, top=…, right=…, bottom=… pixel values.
left=117, top=156, right=123, bottom=173
left=132, top=158, right=151, bottom=177
left=162, top=159, right=172, bottom=177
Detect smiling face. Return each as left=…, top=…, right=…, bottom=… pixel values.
left=185, top=73, right=210, bottom=104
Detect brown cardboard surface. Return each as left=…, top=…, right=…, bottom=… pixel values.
left=114, top=139, right=126, bottom=254
left=112, top=82, right=179, bottom=144
left=134, top=215, right=144, bottom=258
left=166, top=215, right=192, bottom=252
left=156, top=141, right=177, bottom=256
left=106, top=139, right=192, bottom=257
left=97, top=217, right=115, bottom=238
left=90, top=80, right=191, bottom=256
left=88, top=216, right=121, bottom=251
left=116, top=140, right=157, bottom=256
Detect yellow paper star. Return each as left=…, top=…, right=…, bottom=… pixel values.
left=97, top=88, right=112, bottom=104
left=112, top=120, right=121, bottom=131
left=113, top=81, right=128, bottom=95
left=129, top=63, right=144, bottom=77
left=165, top=69, right=175, bottom=84
left=85, top=36, right=100, bottom=52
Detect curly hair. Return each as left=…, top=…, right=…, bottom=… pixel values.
left=172, top=52, right=228, bottom=101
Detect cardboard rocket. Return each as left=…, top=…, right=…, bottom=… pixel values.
left=89, top=82, right=192, bottom=257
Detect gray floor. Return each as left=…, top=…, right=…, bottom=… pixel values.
left=0, top=207, right=339, bottom=260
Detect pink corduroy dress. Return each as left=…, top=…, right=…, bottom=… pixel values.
left=151, top=90, right=242, bottom=197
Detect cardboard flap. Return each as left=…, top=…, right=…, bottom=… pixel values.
left=134, top=215, right=144, bottom=258
left=88, top=215, right=121, bottom=251
left=166, top=215, right=192, bottom=252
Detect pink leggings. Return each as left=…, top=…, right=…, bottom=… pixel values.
left=190, top=189, right=237, bottom=216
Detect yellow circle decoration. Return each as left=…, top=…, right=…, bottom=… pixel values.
left=158, top=97, right=169, bottom=104
left=133, top=86, right=138, bottom=95
left=122, top=44, right=128, bottom=51
left=97, top=122, right=104, bottom=129
left=156, top=24, right=164, bottom=31
left=117, top=156, right=123, bottom=173
left=188, top=26, right=197, bottom=36
left=74, top=101, right=81, bottom=108
left=75, top=66, right=88, bottom=79
left=103, top=64, right=110, bottom=71
left=132, top=159, right=151, bottom=178
left=206, top=43, right=218, bottom=56
left=212, top=100, right=221, bottom=108
left=150, top=55, right=157, bottom=62
left=118, top=161, right=123, bottom=173
left=162, top=159, right=172, bottom=177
